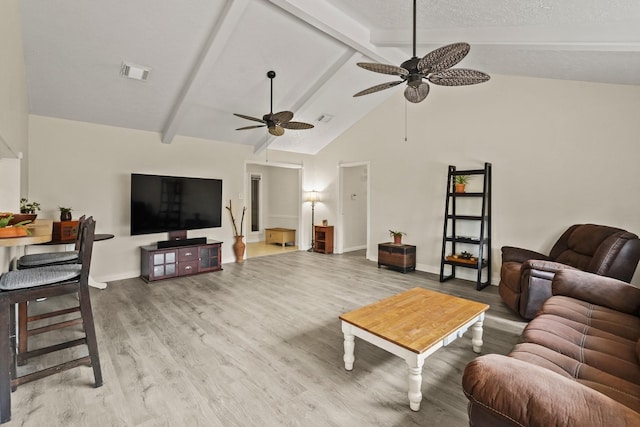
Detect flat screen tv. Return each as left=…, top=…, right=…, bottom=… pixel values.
left=130, top=173, right=222, bottom=236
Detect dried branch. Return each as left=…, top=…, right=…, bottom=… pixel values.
left=226, top=200, right=246, bottom=237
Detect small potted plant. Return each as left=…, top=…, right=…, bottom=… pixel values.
left=20, top=198, right=41, bottom=214
left=59, top=206, right=73, bottom=221
left=454, top=175, right=470, bottom=193
left=389, top=230, right=406, bottom=244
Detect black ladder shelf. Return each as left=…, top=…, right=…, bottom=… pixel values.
left=439, top=162, right=492, bottom=290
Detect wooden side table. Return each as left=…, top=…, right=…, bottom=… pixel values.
left=378, top=242, right=416, bottom=273
left=314, top=226, right=334, bottom=254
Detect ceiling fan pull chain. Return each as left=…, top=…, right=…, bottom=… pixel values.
left=405, top=98, right=408, bottom=142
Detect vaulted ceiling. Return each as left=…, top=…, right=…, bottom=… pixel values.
left=19, top=0, right=640, bottom=155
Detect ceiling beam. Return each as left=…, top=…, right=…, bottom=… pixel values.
left=267, top=0, right=407, bottom=65
left=161, top=0, right=252, bottom=144
left=371, top=24, right=640, bottom=51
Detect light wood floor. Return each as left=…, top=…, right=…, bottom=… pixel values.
left=246, top=241, right=298, bottom=259
left=7, top=250, right=526, bottom=426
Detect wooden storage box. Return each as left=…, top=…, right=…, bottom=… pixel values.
left=265, top=228, right=296, bottom=247
left=53, top=220, right=79, bottom=242
left=378, top=243, right=416, bottom=273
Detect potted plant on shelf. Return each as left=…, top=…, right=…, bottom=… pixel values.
left=454, top=175, right=470, bottom=193
left=389, top=230, right=406, bottom=244
left=226, top=200, right=246, bottom=263
left=58, top=207, right=73, bottom=221
left=20, top=198, right=41, bottom=214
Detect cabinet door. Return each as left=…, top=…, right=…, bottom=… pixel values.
left=199, top=245, right=221, bottom=272
left=150, top=250, right=177, bottom=280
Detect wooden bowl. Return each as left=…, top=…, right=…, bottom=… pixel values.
left=0, top=213, right=37, bottom=226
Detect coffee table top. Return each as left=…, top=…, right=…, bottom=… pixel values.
left=339, top=288, right=489, bottom=354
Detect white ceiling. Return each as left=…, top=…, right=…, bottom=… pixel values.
left=18, top=0, right=640, bottom=155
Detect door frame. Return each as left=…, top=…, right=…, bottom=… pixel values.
left=244, top=160, right=303, bottom=248
left=337, top=161, right=370, bottom=257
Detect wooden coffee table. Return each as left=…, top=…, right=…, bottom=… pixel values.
left=339, top=287, right=489, bottom=411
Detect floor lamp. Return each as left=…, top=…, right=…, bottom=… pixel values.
left=305, top=190, right=319, bottom=252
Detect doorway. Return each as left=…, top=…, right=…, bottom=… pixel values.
left=338, top=162, right=370, bottom=257
left=245, top=161, right=302, bottom=259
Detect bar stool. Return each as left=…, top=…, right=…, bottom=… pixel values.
left=0, top=217, right=102, bottom=424
left=15, top=216, right=85, bottom=359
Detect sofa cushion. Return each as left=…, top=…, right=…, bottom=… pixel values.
left=508, top=294, right=640, bottom=414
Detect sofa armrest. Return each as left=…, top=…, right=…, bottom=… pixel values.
left=501, top=246, right=549, bottom=263
left=552, top=269, right=640, bottom=315
left=462, top=354, right=640, bottom=427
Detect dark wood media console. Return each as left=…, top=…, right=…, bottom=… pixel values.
left=140, top=240, right=223, bottom=282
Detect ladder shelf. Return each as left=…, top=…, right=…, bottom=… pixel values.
left=439, top=162, right=492, bottom=291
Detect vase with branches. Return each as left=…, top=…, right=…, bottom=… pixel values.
left=226, top=200, right=247, bottom=263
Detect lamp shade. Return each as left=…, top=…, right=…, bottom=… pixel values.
left=305, top=190, right=319, bottom=203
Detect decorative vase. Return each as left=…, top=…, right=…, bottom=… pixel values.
left=233, top=235, right=245, bottom=263
left=60, top=211, right=72, bottom=221
left=455, top=183, right=466, bottom=193
left=393, top=235, right=402, bottom=244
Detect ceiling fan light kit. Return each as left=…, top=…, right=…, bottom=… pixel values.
left=234, top=71, right=314, bottom=137
left=353, top=0, right=490, bottom=103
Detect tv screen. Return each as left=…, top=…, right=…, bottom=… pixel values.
left=130, top=173, right=222, bottom=236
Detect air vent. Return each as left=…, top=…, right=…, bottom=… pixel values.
left=121, top=62, right=150, bottom=81
left=317, top=114, right=333, bottom=123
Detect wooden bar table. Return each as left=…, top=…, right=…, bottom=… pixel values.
left=0, top=220, right=53, bottom=270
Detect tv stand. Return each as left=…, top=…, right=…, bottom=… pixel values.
left=140, top=239, right=222, bottom=282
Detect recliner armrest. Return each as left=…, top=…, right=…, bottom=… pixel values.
left=517, top=261, right=579, bottom=319
left=501, top=246, right=549, bottom=263
left=523, top=259, right=579, bottom=275
left=552, top=269, right=640, bottom=315
left=463, top=354, right=640, bottom=427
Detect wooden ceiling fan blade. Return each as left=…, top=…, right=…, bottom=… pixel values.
left=357, top=63, right=409, bottom=77
left=268, top=125, right=285, bottom=136
left=236, top=125, right=266, bottom=131
left=428, top=69, right=490, bottom=86
left=271, top=111, right=294, bottom=123
left=418, top=42, right=470, bottom=74
left=233, top=113, right=266, bottom=124
left=281, top=121, right=314, bottom=130
left=353, top=80, right=403, bottom=97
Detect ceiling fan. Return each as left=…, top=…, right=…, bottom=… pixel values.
left=234, top=71, right=314, bottom=137
left=353, top=0, right=490, bottom=103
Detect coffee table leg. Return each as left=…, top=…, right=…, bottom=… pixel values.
left=341, top=322, right=355, bottom=370
left=471, top=314, right=485, bottom=353
left=407, top=358, right=424, bottom=411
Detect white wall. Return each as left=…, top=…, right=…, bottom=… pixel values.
left=27, top=116, right=255, bottom=281
left=0, top=0, right=29, bottom=187
left=314, top=74, right=640, bottom=285
left=265, top=166, right=299, bottom=231
left=0, top=0, right=30, bottom=268
left=22, top=75, right=640, bottom=287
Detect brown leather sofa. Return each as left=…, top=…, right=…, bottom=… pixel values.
left=499, top=223, right=640, bottom=319
left=463, top=269, right=640, bottom=427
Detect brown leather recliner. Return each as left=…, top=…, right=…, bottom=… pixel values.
left=499, top=223, right=640, bottom=319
